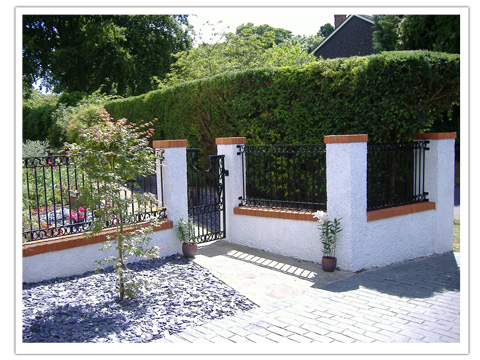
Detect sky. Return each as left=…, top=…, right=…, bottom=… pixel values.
left=186, top=9, right=337, bottom=44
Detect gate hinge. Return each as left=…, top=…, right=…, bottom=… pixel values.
left=224, top=169, right=229, bottom=176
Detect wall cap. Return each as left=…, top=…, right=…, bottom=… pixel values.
left=152, top=139, right=188, bottom=148
left=367, top=202, right=436, bottom=222
left=234, top=206, right=317, bottom=222
left=324, top=134, right=368, bottom=144
left=413, top=132, right=457, bottom=140
left=215, top=137, right=247, bottom=145
left=23, top=220, right=173, bottom=257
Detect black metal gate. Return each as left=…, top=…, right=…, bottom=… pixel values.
left=187, top=149, right=227, bottom=243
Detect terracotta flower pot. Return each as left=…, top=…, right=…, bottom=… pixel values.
left=322, top=256, right=337, bottom=272
left=182, top=243, right=197, bottom=258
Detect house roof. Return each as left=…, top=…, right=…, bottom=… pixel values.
left=311, top=15, right=375, bottom=55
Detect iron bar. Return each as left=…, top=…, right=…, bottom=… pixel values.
left=237, top=144, right=327, bottom=211
left=22, top=154, right=165, bottom=242
left=367, top=141, right=429, bottom=211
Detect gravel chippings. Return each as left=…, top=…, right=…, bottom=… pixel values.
left=22, top=254, right=258, bottom=343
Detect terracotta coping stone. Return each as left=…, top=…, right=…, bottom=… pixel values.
left=324, top=134, right=368, bottom=144
left=215, top=137, right=247, bottom=145
left=152, top=139, right=188, bottom=148
left=23, top=220, right=173, bottom=257
left=367, top=202, right=436, bottom=222
left=413, top=132, right=457, bottom=140
left=233, top=206, right=317, bottom=222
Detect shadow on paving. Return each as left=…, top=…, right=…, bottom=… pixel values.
left=314, top=252, right=460, bottom=299
left=197, top=240, right=351, bottom=284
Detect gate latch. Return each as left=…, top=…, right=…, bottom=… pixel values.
left=223, top=169, right=229, bottom=176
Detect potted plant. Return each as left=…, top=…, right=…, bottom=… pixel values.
left=314, top=211, right=342, bottom=272
left=175, top=217, right=197, bottom=258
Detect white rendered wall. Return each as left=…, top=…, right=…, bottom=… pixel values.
left=160, top=145, right=189, bottom=229
left=326, top=136, right=455, bottom=272
left=218, top=140, right=323, bottom=264
left=425, top=139, right=456, bottom=253
left=228, top=214, right=321, bottom=263
left=22, top=228, right=180, bottom=283
left=326, top=141, right=368, bottom=271
left=23, top=143, right=189, bottom=283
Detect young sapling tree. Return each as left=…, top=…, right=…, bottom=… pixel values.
left=65, top=108, right=164, bottom=301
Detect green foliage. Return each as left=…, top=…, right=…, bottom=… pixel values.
left=373, top=15, right=402, bottom=52
left=161, top=22, right=317, bottom=87
left=49, top=90, right=120, bottom=147
left=175, top=217, right=197, bottom=244
left=22, top=139, right=50, bottom=157
left=372, top=15, right=460, bottom=54
left=399, top=15, right=460, bottom=54
left=314, top=211, right=342, bottom=257
left=22, top=92, right=59, bottom=143
left=23, top=15, right=193, bottom=96
left=104, top=51, right=459, bottom=156
left=65, top=109, right=162, bottom=301
left=319, top=23, right=334, bottom=38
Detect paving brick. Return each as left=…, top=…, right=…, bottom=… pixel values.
left=287, top=333, right=314, bottom=343
left=341, top=329, right=375, bottom=343
left=327, top=332, right=356, bottom=343
left=245, top=333, right=277, bottom=343
left=303, top=332, right=335, bottom=343
left=266, top=325, right=295, bottom=338
left=284, top=325, right=310, bottom=336
left=363, top=330, right=394, bottom=342
left=266, top=332, right=299, bottom=343
left=300, top=323, right=330, bottom=336
left=355, top=322, right=382, bottom=333
left=208, top=335, right=235, bottom=343
left=440, top=335, right=460, bottom=343
left=229, top=334, right=253, bottom=343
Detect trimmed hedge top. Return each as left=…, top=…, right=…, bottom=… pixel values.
left=104, top=50, right=460, bottom=156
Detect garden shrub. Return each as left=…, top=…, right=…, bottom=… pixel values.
left=103, top=51, right=459, bottom=157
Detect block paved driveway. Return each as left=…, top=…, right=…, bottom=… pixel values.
left=155, top=247, right=461, bottom=348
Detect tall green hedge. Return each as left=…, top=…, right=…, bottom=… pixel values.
left=104, top=51, right=460, bottom=157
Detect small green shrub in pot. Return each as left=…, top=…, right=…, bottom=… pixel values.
left=175, top=217, right=198, bottom=258
left=314, top=211, right=342, bottom=271
left=175, top=217, right=196, bottom=244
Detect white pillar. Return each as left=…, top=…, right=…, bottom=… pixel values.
left=215, top=137, right=247, bottom=243
left=415, top=133, right=456, bottom=253
left=325, top=135, right=368, bottom=271
left=152, top=140, right=188, bottom=253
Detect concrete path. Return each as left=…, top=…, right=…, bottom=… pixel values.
left=154, top=241, right=461, bottom=349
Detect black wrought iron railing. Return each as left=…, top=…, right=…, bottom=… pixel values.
left=367, top=141, right=429, bottom=211
left=237, top=144, right=327, bottom=211
left=186, top=148, right=226, bottom=243
left=22, top=151, right=165, bottom=242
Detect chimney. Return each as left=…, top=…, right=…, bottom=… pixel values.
left=334, top=15, right=347, bottom=28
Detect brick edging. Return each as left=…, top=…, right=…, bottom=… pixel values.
left=215, top=137, right=247, bottom=145
left=324, top=134, right=368, bottom=144
left=23, top=220, right=173, bottom=257
left=413, top=132, right=457, bottom=140
left=233, top=207, right=317, bottom=222
left=152, top=139, right=188, bottom=148
left=367, top=202, right=436, bottom=222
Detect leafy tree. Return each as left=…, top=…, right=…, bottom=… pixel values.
left=372, top=15, right=402, bottom=52
left=65, top=109, right=162, bottom=301
left=235, top=22, right=293, bottom=45
left=23, top=15, right=192, bottom=96
left=372, top=15, right=460, bottom=54
left=399, top=15, right=460, bottom=53
left=162, top=23, right=317, bottom=86
left=319, top=23, right=334, bottom=38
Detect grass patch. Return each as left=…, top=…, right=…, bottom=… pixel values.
left=453, top=219, right=460, bottom=252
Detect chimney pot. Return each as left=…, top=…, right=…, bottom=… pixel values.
left=334, top=15, right=347, bottom=28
